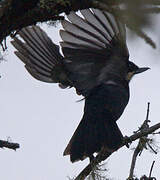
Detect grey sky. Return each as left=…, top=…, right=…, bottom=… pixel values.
left=0, top=20, right=160, bottom=180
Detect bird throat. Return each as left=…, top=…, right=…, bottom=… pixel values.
left=126, top=72, right=134, bottom=82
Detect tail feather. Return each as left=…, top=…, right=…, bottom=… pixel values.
left=64, top=113, right=123, bottom=162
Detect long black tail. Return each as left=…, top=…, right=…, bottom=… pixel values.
left=64, top=93, right=124, bottom=163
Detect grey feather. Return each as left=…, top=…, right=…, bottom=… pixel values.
left=11, top=26, right=71, bottom=86
left=60, top=30, right=104, bottom=49
left=60, top=8, right=128, bottom=96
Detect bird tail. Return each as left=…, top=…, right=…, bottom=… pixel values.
left=64, top=113, right=123, bottom=163
left=11, top=26, right=70, bottom=88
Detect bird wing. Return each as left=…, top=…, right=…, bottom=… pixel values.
left=11, top=26, right=70, bottom=87
left=60, top=8, right=129, bottom=96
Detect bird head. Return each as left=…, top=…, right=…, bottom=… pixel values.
left=126, top=61, right=150, bottom=81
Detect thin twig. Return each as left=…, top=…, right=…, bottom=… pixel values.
left=147, top=142, right=157, bottom=154
left=146, top=102, right=150, bottom=121
left=128, top=145, right=141, bottom=179
left=128, top=103, right=151, bottom=179
left=0, top=139, right=20, bottom=150
left=152, top=131, right=160, bottom=135
left=149, top=161, right=155, bottom=178
left=129, top=123, right=160, bottom=141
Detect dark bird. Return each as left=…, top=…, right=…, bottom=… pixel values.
left=11, top=8, right=149, bottom=163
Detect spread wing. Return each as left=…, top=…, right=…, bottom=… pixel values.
left=60, top=8, right=129, bottom=96
left=11, top=26, right=71, bottom=88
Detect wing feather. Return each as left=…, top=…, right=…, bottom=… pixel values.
left=11, top=26, right=70, bottom=86
left=60, top=8, right=129, bottom=96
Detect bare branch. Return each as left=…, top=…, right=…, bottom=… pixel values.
left=146, top=102, right=150, bottom=121
left=149, top=161, right=155, bottom=178
left=0, top=139, right=20, bottom=150
left=0, top=0, right=93, bottom=45
left=128, top=145, right=141, bottom=179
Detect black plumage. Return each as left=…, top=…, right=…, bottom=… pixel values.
left=11, top=8, right=149, bottom=162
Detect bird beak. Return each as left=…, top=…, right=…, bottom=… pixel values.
left=134, top=67, right=150, bottom=74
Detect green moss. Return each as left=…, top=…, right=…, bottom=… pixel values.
left=57, top=0, right=71, bottom=6
left=39, top=0, right=71, bottom=9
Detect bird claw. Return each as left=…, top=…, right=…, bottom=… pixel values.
left=123, top=136, right=132, bottom=148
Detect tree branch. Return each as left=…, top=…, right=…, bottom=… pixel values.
left=0, top=139, right=20, bottom=150
left=0, top=0, right=93, bottom=44
left=128, top=102, right=151, bottom=179
left=149, top=161, right=155, bottom=178
left=75, top=122, right=160, bottom=180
